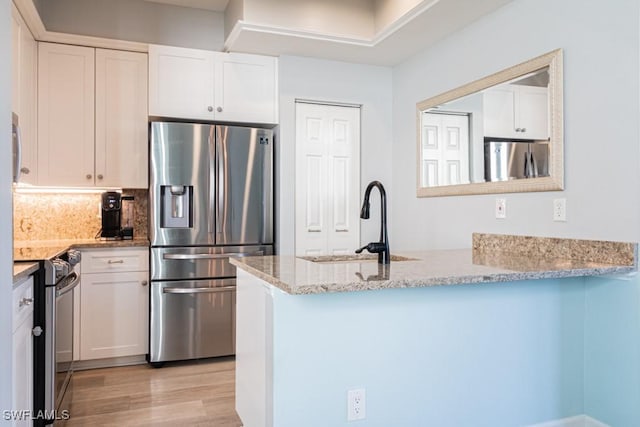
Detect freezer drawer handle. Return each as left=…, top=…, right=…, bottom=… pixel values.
left=163, top=285, right=236, bottom=294
left=108, top=259, right=125, bottom=264
left=162, top=251, right=264, bottom=260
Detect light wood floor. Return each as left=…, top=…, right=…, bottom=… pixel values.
left=65, top=357, right=242, bottom=426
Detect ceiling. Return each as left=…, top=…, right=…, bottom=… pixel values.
left=225, top=0, right=514, bottom=66
left=142, top=0, right=229, bottom=12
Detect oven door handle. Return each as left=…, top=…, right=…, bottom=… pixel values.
left=162, top=251, right=263, bottom=260
left=163, top=285, right=236, bottom=294
left=56, top=272, right=80, bottom=297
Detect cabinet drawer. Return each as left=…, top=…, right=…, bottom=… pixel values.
left=12, top=276, right=34, bottom=333
left=82, top=248, right=149, bottom=273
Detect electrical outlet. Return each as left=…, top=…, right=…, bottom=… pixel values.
left=347, top=388, right=366, bottom=421
left=495, top=198, right=506, bottom=219
left=553, top=198, right=567, bottom=221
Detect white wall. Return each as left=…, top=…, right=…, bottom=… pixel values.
left=392, top=0, right=640, bottom=250
left=33, top=0, right=225, bottom=50
left=277, top=56, right=392, bottom=255
left=1, top=0, right=14, bottom=421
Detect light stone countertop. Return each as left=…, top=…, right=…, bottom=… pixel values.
left=13, top=262, right=39, bottom=284
left=14, top=238, right=150, bottom=262
left=230, top=234, right=638, bottom=295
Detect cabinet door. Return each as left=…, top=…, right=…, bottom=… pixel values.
left=95, top=49, right=149, bottom=188
left=148, top=44, right=215, bottom=120
left=483, top=87, right=517, bottom=138
left=17, top=8, right=38, bottom=185
left=80, top=271, right=149, bottom=360
left=12, top=276, right=33, bottom=427
left=38, top=43, right=95, bottom=187
left=11, top=6, right=20, bottom=113
left=516, top=86, right=548, bottom=140
left=215, top=52, right=278, bottom=124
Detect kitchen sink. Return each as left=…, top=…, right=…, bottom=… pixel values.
left=299, top=254, right=417, bottom=263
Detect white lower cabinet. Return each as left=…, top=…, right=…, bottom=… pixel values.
left=79, top=248, right=149, bottom=361
left=12, top=275, right=34, bottom=427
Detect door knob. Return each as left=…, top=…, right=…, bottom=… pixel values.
left=216, top=106, right=223, bottom=113
left=97, top=174, right=104, bottom=180
left=32, top=326, right=43, bottom=337
left=86, top=174, right=92, bottom=180
left=141, top=280, right=148, bottom=286
left=207, top=106, right=213, bottom=112
left=20, top=167, right=30, bottom=174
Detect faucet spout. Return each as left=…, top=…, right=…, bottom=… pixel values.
left=358, top=180, right=390, bottom=264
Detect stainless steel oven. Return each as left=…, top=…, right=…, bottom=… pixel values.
left=43, top=250, right=80, bottom=424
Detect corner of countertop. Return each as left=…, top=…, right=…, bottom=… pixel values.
left=472, top=233, right=637, bottom=267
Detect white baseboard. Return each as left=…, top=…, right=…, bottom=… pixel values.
left=527, top=415, right=610, bottom=427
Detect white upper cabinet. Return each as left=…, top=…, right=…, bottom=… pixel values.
left=149, top=44, right=278, bottom=124
left=215, top=52, right=278, bottom=124
left=95, top=49, right=149, bottom=188
left=484, top=85, right=549, bottom=140
left=149, top=45, right=216, bottom=121
left=12, top=4, right=38, bottom=185
left=38, top=43, right=149, bottom=188
left=38, top=42, right=96, bottom=187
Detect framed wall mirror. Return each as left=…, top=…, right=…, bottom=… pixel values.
left=416, top=49, right=563, bottom=197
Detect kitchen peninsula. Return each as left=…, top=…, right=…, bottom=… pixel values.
left=230, top=233, right=637, bottom=427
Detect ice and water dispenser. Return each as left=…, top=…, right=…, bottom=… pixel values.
left=161, top=185, right=193, bottom=228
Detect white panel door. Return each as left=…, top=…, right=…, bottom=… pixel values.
left=295, top=102, right=360, bottom=256
left=80, top=271, right=148, bottom=360
left=148, top=44, right=215, bottom=120
left=38, top=43, right=95, bottom=187
left=421, top=112, right=470, bottom=187
left=95, top=49, right=148, bottom=188
left=215, top=52, right=278, bottom=124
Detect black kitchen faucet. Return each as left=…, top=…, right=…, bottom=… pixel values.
left=356, top=180, right=390, bottom=265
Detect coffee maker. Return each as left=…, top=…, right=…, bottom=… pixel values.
left=100, top=192, right=121, bottom=239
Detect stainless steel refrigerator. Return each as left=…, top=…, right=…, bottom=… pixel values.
left=484, top=140, right=549, bottom=182
left=149, top=121, right=273, bottom=365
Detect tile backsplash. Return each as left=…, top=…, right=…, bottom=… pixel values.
left=13, top=189, right=148, bottom=241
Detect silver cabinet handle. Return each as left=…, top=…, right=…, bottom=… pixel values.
left=97, top=174, right=104, bottom=180
left=20, top=167, right=30, bottom=175
left=19, top=297, right=33, bottom=307
left=335, top=228, right=349, bottom=232
left=163, top=285, right=236, bottom=294
left=108, top=259, right=124, bottom=264
left=207, top=106, right=213, bottom=112
left=163, top=251, right=263, bottom=260
left=86, top=174, right=92, bottom=180
left=216, top=106, right=223, bottom=112
left=32, top=326, right=43, bottom=337
left=141, top=280, right=148, bottom=286
left=521, top=128, right=527, bottom=132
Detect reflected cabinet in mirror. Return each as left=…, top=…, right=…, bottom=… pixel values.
left=416, top=49, right=563, bottom=197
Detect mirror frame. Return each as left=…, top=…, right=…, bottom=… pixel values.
left=416, top=49, right=563, bottom=197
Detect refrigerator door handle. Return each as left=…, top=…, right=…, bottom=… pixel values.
left=163, top=251, right=264, bottom=260
left=216, top=128, right=225, bottom=237
left=208, top=127, right=216, bottom=234
left=530, top=152, right=538, bottom=178
left=163, top=285, right=236, bottom=294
